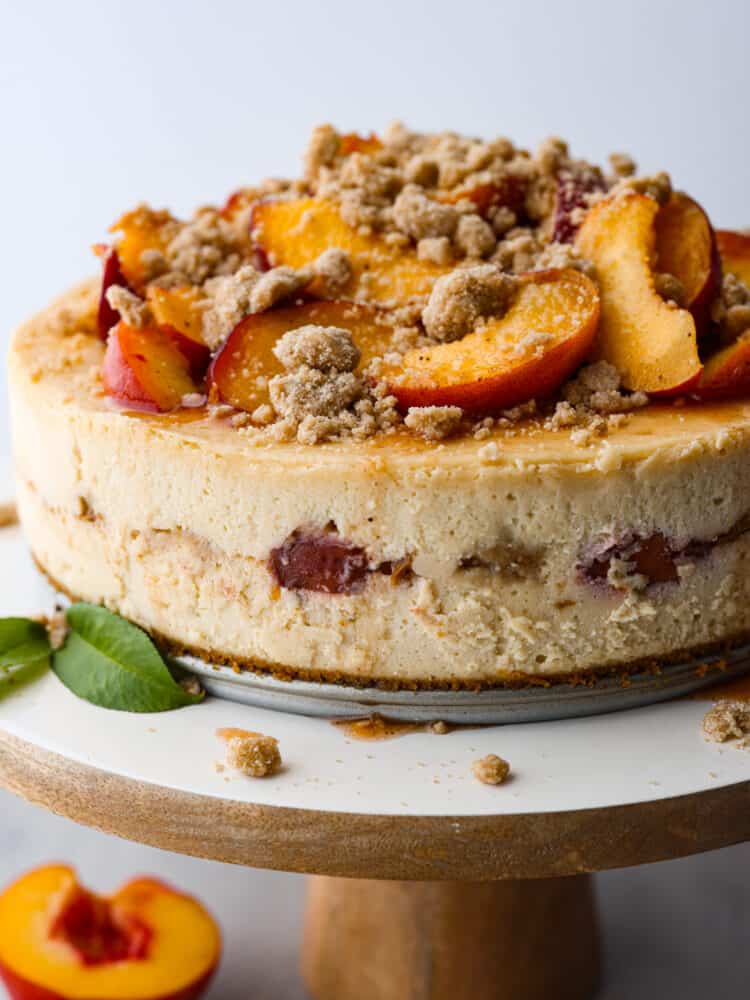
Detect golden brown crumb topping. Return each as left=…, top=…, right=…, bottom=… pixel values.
left=92, top=122, right=750, bottom=444
left=225, top=732, right=282, bottom=777
left=471, top=754, right=511, bottom=785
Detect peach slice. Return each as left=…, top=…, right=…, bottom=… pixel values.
left=694, top=332, right=750, bottom=399
left=110, top=206, right=177, bottom=292
left=0, top=864, right=220, bottom=1000
left=576, top=193, right=701, bottom=395
left=438, top=176, right=527, bottom=217
left=654, top=192, right=720, bottom=333
left=339, top=131, right=382, bottom=156
left=146, top=285, right=206, bottom=345
left=95, top=247, right=129, bottom=340
left=551, top=170, right=606, bottom=244
left=209, top=300, right=394, bottom=413
left=716, top=229, right=750, bottom=286
left=103, top=323, right=199, bottom=412
left=382, top=268, right=600, bottom=414
left=251, top=198, right=449, bottom=304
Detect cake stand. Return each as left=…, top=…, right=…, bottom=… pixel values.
left=1, top=524, right=749, bottom=1000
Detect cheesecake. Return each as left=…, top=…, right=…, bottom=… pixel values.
left=10, top=124, right=750, bottom=688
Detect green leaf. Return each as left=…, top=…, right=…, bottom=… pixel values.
left=0, top=618, right=51, bottom=671
left=52, top=603, right=203, bottom=713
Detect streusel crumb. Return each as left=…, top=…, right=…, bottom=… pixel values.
left=702, top=701, right=750, bottom=743
left=226, top=732, right=282, bottom=777
left=273, top=324, right=360, bottom=372
left=405, top=405, right=463, bottom=440
left=422, top=265, right=516, bottom=342
left=105, top=286, right=151, bottom=328
left=471, top=754, right=510, bottom=785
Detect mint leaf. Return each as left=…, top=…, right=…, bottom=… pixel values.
left=0, top=618, right=51, bottom=670
left=52, top=603, right=202, bottom=713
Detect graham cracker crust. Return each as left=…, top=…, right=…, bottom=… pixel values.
left=33, top=552, right=748, bottom=693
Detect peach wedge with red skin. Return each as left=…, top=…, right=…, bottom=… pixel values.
left=0, top=864, right=220, bottom=1000
left=251, top=198, right=449, bottom=305
left=654, top=191, right=720, bottom=334
left=103, top=322, right=199, bottom=412
left=210, top=300, right=395, bottom=413
left=695, top=332, right=750, bottom=400
left=716, top=229, right=750, bottom=286
left=576, top=193, right=702, bottom=396
left=382, top=268, right=600, bottom=415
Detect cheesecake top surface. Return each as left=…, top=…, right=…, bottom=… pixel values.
left=13, top=277, right=750, bottom=479
left=23, top=124, right=750, bottom=455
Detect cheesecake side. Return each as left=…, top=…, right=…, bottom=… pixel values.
left=10, top=282, right=750, bottom=688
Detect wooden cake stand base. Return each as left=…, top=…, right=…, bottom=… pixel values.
left=1, top=526, right=749, bottom=999
left=303, top=876, right=599, bottom=1000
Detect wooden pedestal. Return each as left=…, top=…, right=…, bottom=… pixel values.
left=302, top=875, right=599, bottom=1000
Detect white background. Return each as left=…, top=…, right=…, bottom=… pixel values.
left=1, top=0, right=749, bottom=995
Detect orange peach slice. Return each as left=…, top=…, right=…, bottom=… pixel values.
left=576, top=193, right=701, bottom=395
left=0, top=864, right=220, bottom=1000
left=110, top=206, right=177, bottom=292
left=251, top=198, right=449, bottom=304
left=438, top=177, right=527, bottom=217
left=95, top=247, right=129, bottom=340
left=654, top=192, right=720, bottom=334
left=695, top=332, right=750, bottom=399
left=716, top=229, right=750, bottom=286
left=339, top=131, right=382, bottom=156
left=209, top=300, right=394, bottom=413
left=382, top=268, right=600, bottom=414
left=146, top=285, right=206, bottom=346
left=103, top=323, right=199, bottom=412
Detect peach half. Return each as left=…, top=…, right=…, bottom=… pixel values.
left=0, top=865, right=220, bottom=1000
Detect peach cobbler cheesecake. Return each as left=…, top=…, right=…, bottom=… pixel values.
left=10, top=124, right=750, bottom=688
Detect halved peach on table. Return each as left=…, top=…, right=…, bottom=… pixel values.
left=654, top=192, right=720, bottom=332
left=381, top=268, right=600, bottom=415
left=716, top=229, right=750, bottom=286
left=104, top=322, right=201, bottom=412
left=251, top=198, right=449, bottom=304
left=576, top=193, right=702, bottom=395
left=210, top=300, right=394, bottom=413
left=0, top=864, right=220, bottom=1000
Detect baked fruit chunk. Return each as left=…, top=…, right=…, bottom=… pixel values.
left=104, top=322, right=200, bottom=412
left=716, top=229, right=750, bottom=286
left=251, top=198, right=448, bottom=304
left=576, top=193, right=701, bottom=395
left=210, top=300, right=394, bottom=413
left=654, top=192, right=720, bottom=332
left=382, top=269, right=600, bottom=414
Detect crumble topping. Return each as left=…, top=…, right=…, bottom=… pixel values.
left=404, top=405, right=463, bottom=440
left=422, top=265, right=517, bottom=342
left=712, top=272, right=750, bottom=341
left=471, top=753, right=510, bottom=785
left=702, top=700, right=750, bottom=743
left=225, top=732, right=282, bottom=777
left=95, top=122, right=743, bottom=447
left=105, top=286, right=151, bottom=329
